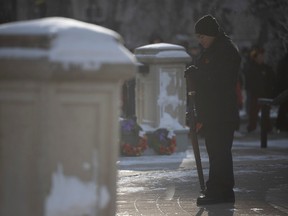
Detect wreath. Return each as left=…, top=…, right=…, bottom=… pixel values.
left=120, top=118, right=148, bottom=156
left=150, top=128, right=177, bottom=155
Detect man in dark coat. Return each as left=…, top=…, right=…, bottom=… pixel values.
left=185, top=14, right=241, bottom=205
left=245, top=48, right=275, bottom=132
left=275, top=52, right=288, bottom=131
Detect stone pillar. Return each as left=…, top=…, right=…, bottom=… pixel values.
left=0, top=17, right=136, bottom=216
left=134, top=43, right=191, bottom=151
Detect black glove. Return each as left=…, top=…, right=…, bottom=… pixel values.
left=184, top=65, right=198, bottom=78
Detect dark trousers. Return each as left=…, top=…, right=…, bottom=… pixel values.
left=247, top=94, right=272, bottom=132
left=204, top=123, right=235, bottom=196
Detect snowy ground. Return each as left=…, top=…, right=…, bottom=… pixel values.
left=117, top=131, right=288, bottom=215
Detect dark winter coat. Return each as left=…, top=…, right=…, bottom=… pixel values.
left=192, top=32, right=241, bottom=128
left=245, top=61, right=275, bottom=98
left=275, top=53, right=288, bottom=95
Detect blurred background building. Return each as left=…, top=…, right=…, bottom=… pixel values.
left=1, top=0, right=287, bottom=66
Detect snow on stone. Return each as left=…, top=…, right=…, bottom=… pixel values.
left=0, top=17, right=136, bottom=70
left=158, top=71, right=180, bottom=111
left=156, top=50, right=190, bottom=58
left=139, top=43, right=180, bottom=50
left=139, top=122, right=156, bottom=131
left=157, top=69, right=184, bottom=130
left=45, top=164, right=110, bottom=216
left=135, top=43, right=190, bottom=59
left=135, top=43, right=190, bottom=132
left=158, top=113, right=184, bottom=130
left=137, top=43, right=186, bottom=52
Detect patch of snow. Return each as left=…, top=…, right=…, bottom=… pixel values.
left=0, top=17, right=117, bottom=36
left=250, top=208, right=264, bottom=213
left=156, top=50, right=190, bottom=58
left=0, top=17, right=136, bottom=70
left=159, top=113, right=184, bottom=130
left=138, top=43, right=183, bottom=50
left=158, top=72, right=181, bottom=110
left=140, top=121, right=156, bottom=131
left=135, top=43, right=190, bottom=60
left=118, top=137, right=288, bottom=171
left=157, top=70, right=185, bottom=130
left=117, top=152, right=185, bottom=167
left=138, top=130, right=146, bottom=137
left=118, top=186, right=145, bottom=194
left=45, top=164, right=110, bottom=216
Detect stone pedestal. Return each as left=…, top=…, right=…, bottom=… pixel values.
left=0, top=17, right=136, bottom=216
left=134, top=43, right=191, bottom=151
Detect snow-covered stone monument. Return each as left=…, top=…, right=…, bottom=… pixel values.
left=135, top=43, right=191, bottom=151
left=0, top=17, right=136, bottom=216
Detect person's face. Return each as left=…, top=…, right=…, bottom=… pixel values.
left=196, top=34, right=215, bottom=49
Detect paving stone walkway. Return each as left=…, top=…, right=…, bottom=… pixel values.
left=117, top=128, right=288, bottom=216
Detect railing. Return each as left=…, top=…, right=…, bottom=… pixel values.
left=258, top=89, right=288, bottom=148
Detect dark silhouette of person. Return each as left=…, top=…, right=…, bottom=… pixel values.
left=185, top=14, right=240, bottom=205
left=275, top=52, right=288, bottom=131
left=245, top=47, right=275, bottom=132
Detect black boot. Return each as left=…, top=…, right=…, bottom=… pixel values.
left=197, top=190, right=235, bottom=206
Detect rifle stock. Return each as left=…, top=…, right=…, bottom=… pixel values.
left=186, top=88, right=206, bottom=192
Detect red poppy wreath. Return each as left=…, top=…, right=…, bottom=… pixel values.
left=120, top=119, right=147, bottom=156
left=150, top=128, right=176, bottom=155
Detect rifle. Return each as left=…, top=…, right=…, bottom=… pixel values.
left=185, top=72, right=206, bottom=193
